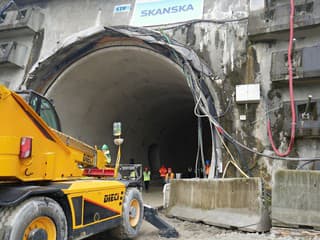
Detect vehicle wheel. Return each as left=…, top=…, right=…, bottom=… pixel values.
left=112, top=188, right=144, bottom=239
left=0, top=196, right=67, bottom=240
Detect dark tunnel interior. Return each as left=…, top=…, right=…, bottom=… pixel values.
left=46, top=46, right=211, bottom=177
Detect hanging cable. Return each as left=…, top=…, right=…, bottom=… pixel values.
left=195, top=137, right=200, bottom=178
left=198, top=117, right=206, bottom=177
left=191, top=78, right=248, bottom=177
left=159, top=30, right=221, bottom=177
left=215, top=126, right=249, bottom=178
left=158, top=27, right=320, bottom=169
left=296, top=160, right=320, bottom=170
left=224, top=133, right=252, bottom=176
left=214, top=96, right=233, bottom=118
left=192, top=77, right=320, bottom=161
left=154, top=17, right=248, bottom=31
left=267, top=0, right=296, bottom=157
left=209, top=122, right=218, bottom=178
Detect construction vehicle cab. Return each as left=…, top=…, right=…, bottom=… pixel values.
left=17, top=89, right=62, bottom=131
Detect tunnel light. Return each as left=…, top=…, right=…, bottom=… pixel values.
left=19, top=137, right=32, bottom=159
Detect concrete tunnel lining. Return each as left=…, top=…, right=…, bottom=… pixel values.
left=46, top=45, right=211, bottom=175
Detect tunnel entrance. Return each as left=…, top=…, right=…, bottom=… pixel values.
left=46, top=46, right=211, bottom=176
left=26, top=27, right=214, bottom=177
left=47, top=46, right=212, bottom=176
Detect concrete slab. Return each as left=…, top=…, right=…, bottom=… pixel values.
left=0, top=41, right=28, bottom=68
left=272, top=170, right=320, bottom=230
left=0, top=8, right=44, bottom=39
left=166, top=178, right=270, bottom=232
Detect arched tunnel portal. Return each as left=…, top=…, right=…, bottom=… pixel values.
left=26, top=28, right=213, bottom=177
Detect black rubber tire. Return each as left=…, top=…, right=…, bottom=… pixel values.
left=112, top=188, right=144, bottom=239
left=0, top=196, right=67, bottom=240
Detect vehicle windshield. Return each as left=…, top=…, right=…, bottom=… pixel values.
left=17, top=91, right=61, bottom=131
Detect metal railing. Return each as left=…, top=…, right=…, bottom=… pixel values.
left=0, top=0, right=15, bottom=22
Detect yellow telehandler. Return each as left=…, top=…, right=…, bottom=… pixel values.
left=0, top=85, right=178, bottom=240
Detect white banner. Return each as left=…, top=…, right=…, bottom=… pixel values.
left=130, top=0, right=204, bottom=27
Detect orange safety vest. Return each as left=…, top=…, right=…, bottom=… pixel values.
left=159, top=166, right=167, bottom=177
left=205, top=165, right=210, bottom=175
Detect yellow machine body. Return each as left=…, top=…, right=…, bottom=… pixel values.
left=0, top=85, right=145, bottom=240
left=0, top=85, right=107, bottom=181
left=62, top=180, right=126, bottom=230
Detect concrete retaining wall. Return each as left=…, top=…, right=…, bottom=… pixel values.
left=272, top=170, right=320, bottom=230
left=167, top=178, right=270, bottom=232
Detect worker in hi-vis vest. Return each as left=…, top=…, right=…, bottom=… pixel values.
left=159, top=165, right=167, bottom=185
left=143, top=167, right=151, bottom=192
left=205, top=160, right=210, bottom=177
left=165, top=168, right=174, bottom=184
left=129, top=158, right=137, bottom=179
left=101, top=144, right=111, bottom=166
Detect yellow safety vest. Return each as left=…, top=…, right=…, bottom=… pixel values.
left=130, top=171, right=136, bottom=178
left=143, top=171, right=151, bottom=181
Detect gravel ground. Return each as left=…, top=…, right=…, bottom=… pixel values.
left=88, top=185, right=320, bottom=240
left=88, top=211, right=320, bottom=240
left=134, top=212, right=320, bottom=240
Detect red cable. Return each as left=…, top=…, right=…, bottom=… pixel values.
left=267, top=0, right=296, bottom=157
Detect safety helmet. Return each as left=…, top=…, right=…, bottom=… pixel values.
left=101, top=144, right=109, bottom=150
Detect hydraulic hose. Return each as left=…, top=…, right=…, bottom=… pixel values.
left=267, top=0, right=296, bottom=157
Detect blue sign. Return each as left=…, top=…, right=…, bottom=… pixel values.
left=130, top=0, right=204, bottom=26
left=114, top=4, right=131, bottom=14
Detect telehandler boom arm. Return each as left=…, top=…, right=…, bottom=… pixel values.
left=0, top=85, right=108, bottom=181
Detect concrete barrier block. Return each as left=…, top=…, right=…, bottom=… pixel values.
left=167, top=178, right=270, bottom=232
left=163, top=183, right=171, bottom=209
left=272, top=170, right=320, bottom=230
